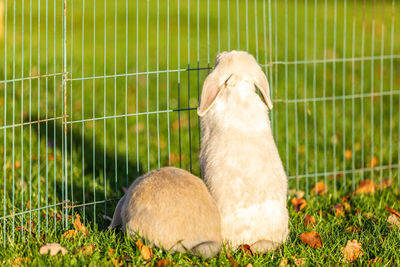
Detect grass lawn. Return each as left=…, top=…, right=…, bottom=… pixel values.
left=1, top=182, right=400, bottom=266
left=0, top=0, right=400, bottom=265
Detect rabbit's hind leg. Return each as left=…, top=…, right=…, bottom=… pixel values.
left=191, top=241, right=221, bottom=258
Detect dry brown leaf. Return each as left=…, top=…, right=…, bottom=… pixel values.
left=293, top=257, right=306, bottom=267
left=27, top=220, right=36, bottom=229
left=345, top=226, right=361, bottom=232
left=291, top=198, right=307, bottom=212
left=26, top=200, right=31, bottom=210
left=136, top=240, right=153, bottom=261
left=341, top=240, right=363, bottom=262
left=15, top=160, right=21, bottom=168
left=108, top=248, right=115, bottom=255
left=74, top=214, right=88, bottom=236
left=39, top=243, right=67, bottom=256
left=16, top=226, right=30, bottom=232
left=311, top=181, right=327, bottom=195
left=304, top=214, right=316, bottom=227
left=278, top=257, right=289, bottom=267
left=385, top=206, right=400, bottom=218
left=300, top=232, right=323, bottom=248
left=369, top=157, right=378, bottom=168
left=378, top=179, right=391, bottom=189
left=51, top=211, right=62, bottom=221
left=62, top=230, right=76, bottom=239
left=354, top=180, right=375, bottom=195
left=344, top=150, right=352, bottom=160
left=238, top=244, right=253, bottom=256
left=289, top=189, right=305, bottom=198
left=387, top=215, right=400, bottom=228
left=77, top=244, right=96, bottom=255
left=156, top=259, right=174, bottom=267
left=226, top=251, right=241, bottom=267
left=333, top=203, right=344, bottom=217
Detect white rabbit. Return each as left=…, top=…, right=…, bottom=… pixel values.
left=198, top=50, right=289, bottom=253
left=109, top=167, right=222, bottom=258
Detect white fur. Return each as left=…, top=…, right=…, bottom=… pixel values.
left=199, top=51, right=289, bottom=252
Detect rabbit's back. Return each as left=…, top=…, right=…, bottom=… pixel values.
left=121, top=167, right=222, bottom=256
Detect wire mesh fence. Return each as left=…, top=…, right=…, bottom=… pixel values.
left=0, top=0, right=399, bottom=244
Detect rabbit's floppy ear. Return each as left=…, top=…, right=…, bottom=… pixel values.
left=108, top=194, right=126, bottom=230
left=253, top=67, right=273, bottom=110
left=197, top=69, right=231, bottom=117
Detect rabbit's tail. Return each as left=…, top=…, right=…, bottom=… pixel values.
left=191, top=241, right=221, bottom=258
left=108, top=195, right=126, bottom=230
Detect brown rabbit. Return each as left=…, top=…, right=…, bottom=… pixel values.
left=109, top=167, right=222, bottom=258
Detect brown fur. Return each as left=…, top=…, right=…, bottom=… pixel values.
left=109, top=167, right=222, bottom=258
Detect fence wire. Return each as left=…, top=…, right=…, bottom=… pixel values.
left=0, top=0, right=399, bottom=244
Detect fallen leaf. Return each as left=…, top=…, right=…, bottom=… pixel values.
left=341, top=240, right=363, bottom=262
left=77, top=244, right=96, bottom=255
left=289, top=189, right=305, bottom=198
left=354, top=180, right=375, bottom=195
left=304, top=214, right=316, bottom=227
left=39, top=243, right=67, bottom=256
left=291, top=198, right=307, bottom=212
left=311, top=181, right=327, bottom=195
left=108, top=248, right=115, bottom=255
left=26, top=200, right=31, bottom=210
left=74, top=214, right=88, bottom=236
left=156, top=259, right=174, bottom=267
left=27, top=220, right=36, bottom=229
left=226, top=251, right=241, bottom=267
left=51, top=211, right=62, bottom=221
left=16, top=226, right=30, bottom=232
left=136, top=240, right=153, bottom=261
left=378, top=179, right=391, bottom=189
left=387, top=215, right=400, bottom=228
left=369, top=157, right=378, bottom=167
left=245, top=264, right=253, bottom=267
left=300, top=232, right=323, bottom=248
left=238, top=244, right=253, bottom=256
left=333, top=203, right=344, bottom=217
left=62, top=230, right=76, bottom=239
left=345, top=226, right=361, bottom=232
left=385, top=206, right=400, bottom=218
left=293, top=257, right=306, bottom=266
left=15, top=160, right=21, bottom=168
left=278, top=257, right=289, bottom=267
left=345, top=150, right=352, bottom=160
left=48, top=154, right=54, bottom=160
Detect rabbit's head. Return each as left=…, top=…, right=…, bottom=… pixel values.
left=197, top=50, right=273, bottom=116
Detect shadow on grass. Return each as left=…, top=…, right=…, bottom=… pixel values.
left=31, top=115, right=144, bottom=227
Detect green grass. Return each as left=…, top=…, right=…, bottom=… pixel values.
left=0, top=0, right=400, bottom=265
left=1, top=185, right=400, bottom=266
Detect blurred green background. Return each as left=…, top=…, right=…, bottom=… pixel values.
left=0, top=0, right=399, bottom=242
